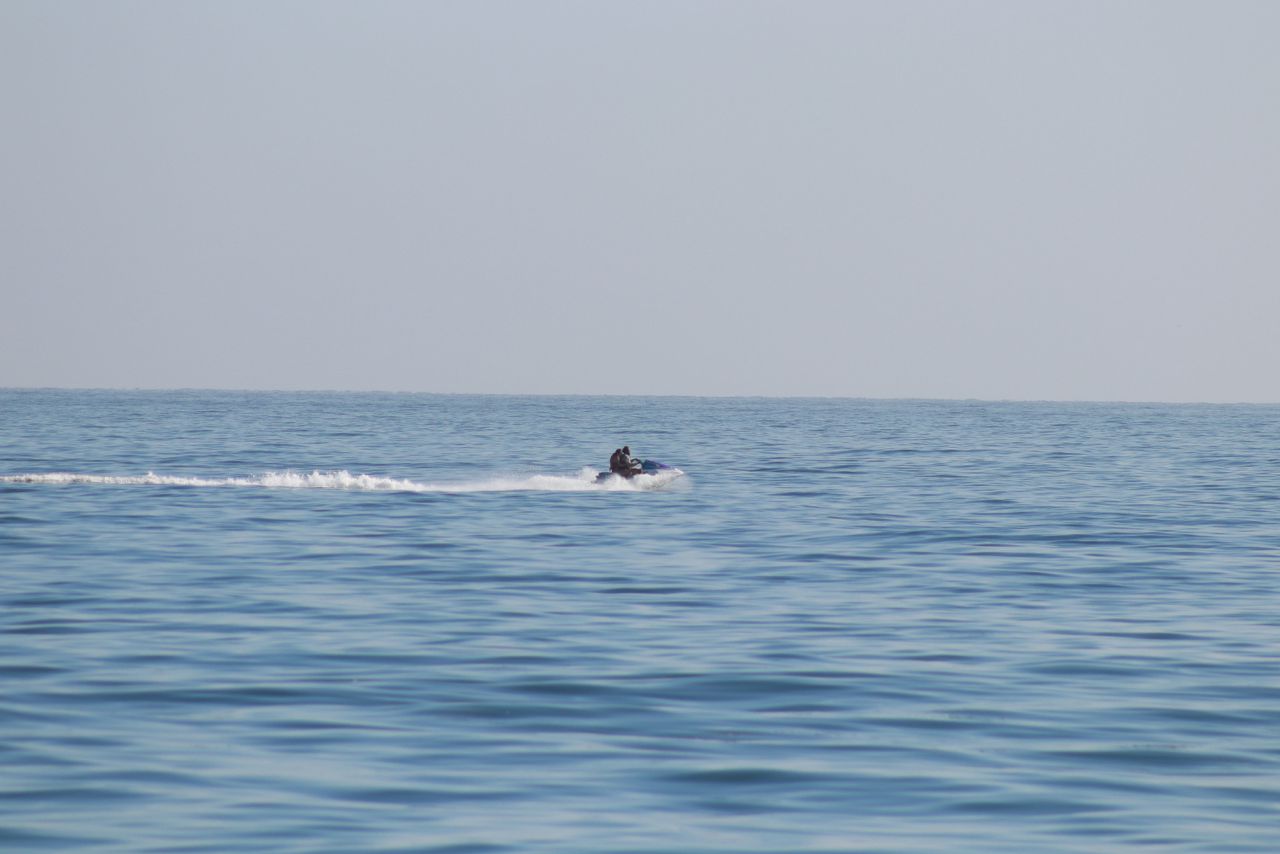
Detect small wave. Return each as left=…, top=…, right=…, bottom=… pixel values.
left=0, top=468, right=684, bottom=494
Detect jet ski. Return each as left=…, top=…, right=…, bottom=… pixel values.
left=595, top=459, right=682, bottom=484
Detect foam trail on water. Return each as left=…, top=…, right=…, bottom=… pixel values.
left=0, top=468, right=684, bottom=493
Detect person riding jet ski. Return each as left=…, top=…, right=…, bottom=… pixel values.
left=597, top=447, right=681, bottom=484
left=609, top=445, right=642, bottom=478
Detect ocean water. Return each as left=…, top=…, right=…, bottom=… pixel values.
left=3, top=389, right=1279, bottom=853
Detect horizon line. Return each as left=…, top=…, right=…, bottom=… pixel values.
left=2, top=385, right=1276, bottom=406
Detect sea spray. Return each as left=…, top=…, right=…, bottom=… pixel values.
left=0, top=468, right=685, bottom=493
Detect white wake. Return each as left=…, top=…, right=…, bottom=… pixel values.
left=0, top=468, right=684, bottom=493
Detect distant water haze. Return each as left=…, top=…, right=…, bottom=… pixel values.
left=2, top=2, right=1277, bottom=401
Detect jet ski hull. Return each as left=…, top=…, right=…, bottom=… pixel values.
left=595, top=459, right=682, bottom=484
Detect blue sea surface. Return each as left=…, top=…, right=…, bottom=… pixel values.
left=2, top=389, right=1279, bottom=852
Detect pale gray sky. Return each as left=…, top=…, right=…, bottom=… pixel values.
left=2, top=1, right=1277, bottom=401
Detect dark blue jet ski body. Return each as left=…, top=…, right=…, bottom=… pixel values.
left=595, top=459, right=679, bottom=483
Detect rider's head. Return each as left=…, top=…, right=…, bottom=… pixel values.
left=622, top=446, right=630, bottom=455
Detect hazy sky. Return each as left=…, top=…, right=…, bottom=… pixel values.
left=3, top=1, right=1277, bottom=401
